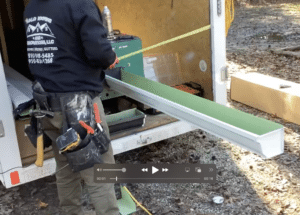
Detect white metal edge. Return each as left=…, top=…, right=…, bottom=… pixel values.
left=0, top=54, right=23, bottom=187
left=106, top=76, right=283, bottom=158
left=111, top=120, right=198, bottom=155
left=6, top=80, right=31, bottom=108
left=210, top=0, right=227, bottom=105
left=3, top=64, right=33, bottom=100
left=256, top=128, right=285, bottom=159
left=5, top=65, right=33, bottom=109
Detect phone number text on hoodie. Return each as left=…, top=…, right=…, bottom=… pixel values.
left=28, top=53, right=54, bottom=64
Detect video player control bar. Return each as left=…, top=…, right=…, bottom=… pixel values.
left=94, top=164, right=216, bottom=183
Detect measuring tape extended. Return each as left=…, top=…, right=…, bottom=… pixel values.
left=118, top=24, right=211, bottom=61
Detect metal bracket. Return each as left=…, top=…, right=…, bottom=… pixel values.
left=221, top=67, right=228, bottom=82
left=138, top=136, right=152, bottom=145
left=0, top=120, right=5, bottom=138
left=217, top=0, right=222, bottom=17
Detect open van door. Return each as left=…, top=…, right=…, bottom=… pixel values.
left=0, top=55, right=57, bottom=189
left=0, top=54, right=23, bottom=188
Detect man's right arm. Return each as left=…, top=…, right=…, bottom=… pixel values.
left=72, top=0, right=117, bottom=70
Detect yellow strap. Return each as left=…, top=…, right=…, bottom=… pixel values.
left=123, top=186, right=153, bottom=215
left=119, top=25, right=211, bottom=61
left=225, top=0, right=235, bottom=36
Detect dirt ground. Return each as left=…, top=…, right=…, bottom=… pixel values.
left=1, top=1, right=300, bottom=215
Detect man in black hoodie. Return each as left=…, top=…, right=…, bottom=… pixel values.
left=24, top=0, right=120, bottom=214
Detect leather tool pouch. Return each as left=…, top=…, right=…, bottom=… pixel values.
left=32, top=91, right=49, bottom=111
left=65, top=135, right=105, bottom=172
left=59, top=93, right=95, bottom=141
left=58, top=93, right=111, bottom=172
left=32, top=81, right=51, bottom=111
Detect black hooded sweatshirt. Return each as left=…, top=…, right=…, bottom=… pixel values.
left=24, top=0, right=116, bottom=93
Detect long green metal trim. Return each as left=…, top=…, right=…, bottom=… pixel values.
left=106, top=71, right=284, bottom=158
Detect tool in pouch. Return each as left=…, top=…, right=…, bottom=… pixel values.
left=30, top=103, right=54, bottom=167
left=56, top=93, right=111, bottom=172
left=91, top=103, right=110, bottom=154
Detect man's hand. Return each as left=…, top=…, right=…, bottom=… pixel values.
left=108, top=56, right=119, bottom=69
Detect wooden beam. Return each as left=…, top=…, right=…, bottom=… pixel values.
left=231, top=72, right=300, bottom=125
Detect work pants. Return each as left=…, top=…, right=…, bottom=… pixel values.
left=42, top=96, right=120, bottom=215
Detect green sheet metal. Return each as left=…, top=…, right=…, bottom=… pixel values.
left=121, top=71, right=283, bottom=135
left=117, top=186, right=137, bottom=215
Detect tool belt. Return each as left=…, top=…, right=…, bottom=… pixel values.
left=26, top=81, right=111, bottom=172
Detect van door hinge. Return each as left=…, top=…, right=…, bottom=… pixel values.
left=0, top=120, right=4, bottom=138
left=217, top=0, right=222, bottom=17
left=221, top=67, right=228, bottom=82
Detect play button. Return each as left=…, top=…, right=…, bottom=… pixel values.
left=152, top=166, right=159, bottom=174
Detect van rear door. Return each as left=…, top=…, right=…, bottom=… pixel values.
left=0, top=54, right=23, bottom=188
